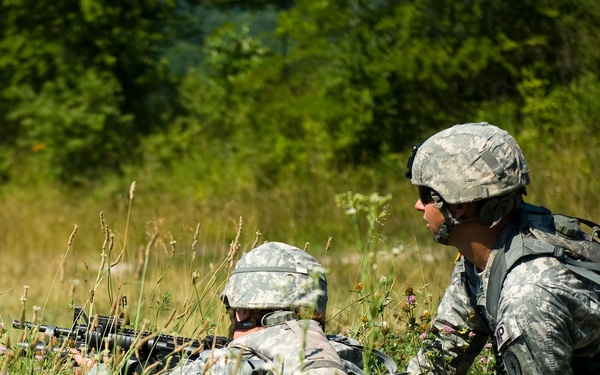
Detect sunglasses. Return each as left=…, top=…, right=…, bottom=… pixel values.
left=418, top=185, right=437, bottom=204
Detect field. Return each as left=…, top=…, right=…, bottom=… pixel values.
left=0, top=149, right=597, bottom=374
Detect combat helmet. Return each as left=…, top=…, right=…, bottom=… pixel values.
left=221, top=242, right=328, bottom=316
left=406, top=122, right=530, bottom=242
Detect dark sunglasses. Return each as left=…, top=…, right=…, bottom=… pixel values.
left=418, top=185, right=437, bottom=204
left=405, top=144, right=421, bottom=180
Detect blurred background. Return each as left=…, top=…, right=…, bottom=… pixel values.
left=1, top=0, right=599, bottom=349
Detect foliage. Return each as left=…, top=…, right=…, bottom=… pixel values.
left=1, top=0, right=599, bottom=187
left=1, top=1, right=600, bottom=372
left=0, top=0, right=182, bottom=183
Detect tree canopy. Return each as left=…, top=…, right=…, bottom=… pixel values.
left=1, top=0, right=599, bottom=186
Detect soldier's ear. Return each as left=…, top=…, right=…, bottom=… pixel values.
left=452, top=202, right=480, bottom=222
left=236, top=309, right=251, bottom=321
left=452, top=203, right=466, bottom=219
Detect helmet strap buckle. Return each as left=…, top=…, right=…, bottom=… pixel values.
left=261, top=310, right=297, bottom=327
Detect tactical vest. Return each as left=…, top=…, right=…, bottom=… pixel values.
left=480, top=203, right=600, bottom=374
left=229, top=319, right=397, bottom=375
left=486, top=203, right=600, bottom=318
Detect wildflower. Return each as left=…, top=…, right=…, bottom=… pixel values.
left=391, top=245, right=404, bottom=255
left=0, top=345, right=6, bottom=354
left=441, top=325, right=453, bottom=335
left=420, top=332, right=427, bottom=339
left=479, top=357, right=489, bottom=364
left=353, top=282, right=363, bottom=292
left=406, top=295, right=417, bottom=305
left=401, top=302, right=411, bottom=313
left=469, top=331, right=476, bottom=338
left=485, top=342, right=493, bottom=349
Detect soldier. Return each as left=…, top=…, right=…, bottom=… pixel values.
left=77, top=242, right=369, bottom=375
left=404, top=122, right=600, bottom=374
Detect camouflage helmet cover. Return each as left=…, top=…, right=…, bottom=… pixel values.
left=409, top=122, right=530, bottom=203
left=220, top=242, right=328, bottom=314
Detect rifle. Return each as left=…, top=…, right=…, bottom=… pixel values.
left=12, top=299, right=229, bottom=374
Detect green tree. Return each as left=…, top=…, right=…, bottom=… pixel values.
left=275, top=0, right=600, bottom=162
left=0, top=0, right=181, bottom=183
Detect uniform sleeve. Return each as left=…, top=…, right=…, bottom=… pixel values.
left=494, top=289, right=572, bottom=374
left=169, top=348, right=260, bottom=375
left=406, top=263, right=489, bottom=375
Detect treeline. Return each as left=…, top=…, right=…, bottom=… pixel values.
left=1, top=0, right=599, bottom=191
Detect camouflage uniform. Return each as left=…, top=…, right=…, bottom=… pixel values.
left=406, top=217, right=600, bottom=374
left=89, top=242, right=364, bottom=375
left=87, top=322, right=363, bottom=375
left=170, top=320, right=361, bottom=375
left=405, top=123, right=600, bottom=374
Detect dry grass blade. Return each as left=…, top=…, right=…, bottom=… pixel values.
left=251, top=230, right=262, bottom=248
left=227, top=216, right=243, bottom=270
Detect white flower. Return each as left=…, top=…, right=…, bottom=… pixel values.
left=345, top=208, right=357, bottom=215
left=391, top=245, right=405, bottom=255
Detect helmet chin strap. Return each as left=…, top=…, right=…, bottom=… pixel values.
left=432, top=203, right=456, bottom=245
left=431, top=200, right=477, bottom=245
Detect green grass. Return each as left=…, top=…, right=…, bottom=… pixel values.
left=1, top=139, right=598, bottom=374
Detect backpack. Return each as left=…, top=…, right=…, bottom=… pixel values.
left=487, top=203, right=600, bottom=318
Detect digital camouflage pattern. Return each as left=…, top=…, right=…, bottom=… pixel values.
left=86, top=320, right=362, bottom=375
left=87, top=243, right=361, bottom=375
left=409, top=122, right=530, bottom=204
left=406, top=123, right=600, bottom=374
left=407, top=213, right=600, bottom=374
left=171, top=320, right=357, bottom=375
left=527, top=209, right=600, bottom=263
left=221, top=242, right=328, bottom=314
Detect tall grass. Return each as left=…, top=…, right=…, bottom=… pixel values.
left=1, top=128, right=598, bottom=374
left=0, top=165, right=455, bottom=373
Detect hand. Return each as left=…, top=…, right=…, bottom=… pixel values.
left=69, top=349, right=95, bottom=374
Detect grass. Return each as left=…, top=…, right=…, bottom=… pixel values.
left=1, top=142, right=598, bottom=374
left=0, top=169, right=456, bottom=373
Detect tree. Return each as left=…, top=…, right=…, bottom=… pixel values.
left=274, top=0, right=599, bottom=163
left=0, top=0, right=181, bottom=183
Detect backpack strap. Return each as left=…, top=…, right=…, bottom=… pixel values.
left=486, top=234, right=568, bottom=318
left=487, top=205, right=600, bottom=319
left=562, top=257, right=600, bottom=285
